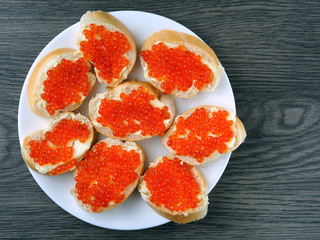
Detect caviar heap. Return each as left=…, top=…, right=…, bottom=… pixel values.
left=140, top=42, right=213, bottom=94
left=96, top=86, right=170, bottom=138
left=144, top=157, right=201, bottom=212
left=74, top=142, right=141, bottom=212
left=41, top=58, right=90, bottom=115
left=80, top=24, right=131, bottom=83
left=28, top=119, right=90, bottom=175
left=167, top=108, right=234, bottom=163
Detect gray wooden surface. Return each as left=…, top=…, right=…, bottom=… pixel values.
left=1, top=0, right=319, bottom=239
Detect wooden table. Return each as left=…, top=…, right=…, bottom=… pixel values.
left=1, top=0, right=319, bottom=239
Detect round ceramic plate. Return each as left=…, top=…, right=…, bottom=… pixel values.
left=18, top=11, right=235, bottom=230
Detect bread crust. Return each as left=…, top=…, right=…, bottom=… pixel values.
left=21, top=112, right=95, bottom=175
left=72, top=138, right=145, bottom=213
left=138, top=156, right=208, bottom=224
left=161, top=105, right=247, bottom=165
left=88, top=79, right=175, bottom=141
left=78, top=10, right=136, bottom=87
left=27, top=48, right=96, bottom=117
left=140, top=29, right=223, bottom=98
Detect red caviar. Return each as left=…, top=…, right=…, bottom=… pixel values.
left=96, top=86, right=170, bottom=137
left=140, top=42, right=213, bottom=94
left=74, top=141, right=141, bottom=212
left=28, top=119, right=90, bottom=169
left=80, top=24, right=131, bottom=83
left=51, top=159, right=79, bottom=175
left=167, top=108, right=234, bottom=163
left=41, top=57, right=90, bottom=115
left=144, top=157, right=201, bottom=212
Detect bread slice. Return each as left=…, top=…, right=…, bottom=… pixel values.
left=78, top=10, right=136, bottom=87
left=140, top=29, right=223, bottom=98
left=27, top=48, right=96, bottom=117
left=21, top=112, right=95, bottom=175
left=161, top=105, right=246, bottom=165
left=138, top=156, right=208, bottom=224
left=72, top=138, right=145, bottom=213
left=89, top=79, right=175, bottom=141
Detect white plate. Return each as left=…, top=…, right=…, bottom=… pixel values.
left=18, top=11, right=235, bottom=230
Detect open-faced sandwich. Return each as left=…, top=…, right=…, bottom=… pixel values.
left=27, top=48, right=96, bottom=117
left=139, top=156, right=208, bottom=223
left=162, top=105, right=246, bottom=165
left=140, top=29, right=223, bottom=98
left=78, top=10, right=136, bottom=87
left=89, top=79, right=175, bottom=141
left=21, top=112, right=94, bottom=175
left=72, top=138, right=144, bottom=212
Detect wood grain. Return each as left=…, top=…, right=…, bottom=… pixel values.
left=0, top=0, right=320, bottom=239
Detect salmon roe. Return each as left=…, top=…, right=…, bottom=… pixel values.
left=167, top=108, right=234, bottom=163
left=28, top=119, right=90, bottom=168
left=144, top=157, right=201, bottom=212
left=96, top=86, right=170, bottom=137
left=140, top=42, right=213, bottom=94
left=41, top=57, right=90, bottom=115
left=80, top=24, right=131, bottom=84
left=74, top=141, right=141, bottom=212
left=51, top=159, right=79, bottom=176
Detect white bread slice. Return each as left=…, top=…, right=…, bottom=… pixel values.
left=138, top=156, right=208, bottom=224
left=161, top=105, right=246, bottom=165
left=140, top=29, right=223, bottom=98
left=89, top=79, right=175, bottom=141
left=21, top=112, right=95, bottom=175
left=27, top=48, right=96, bottom=117
left=72, top=138, right=145, bottom=213
left=78, top=10, right=136, bottom=87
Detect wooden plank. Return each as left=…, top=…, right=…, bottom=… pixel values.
left=0, top=0, right=319, bottom=239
